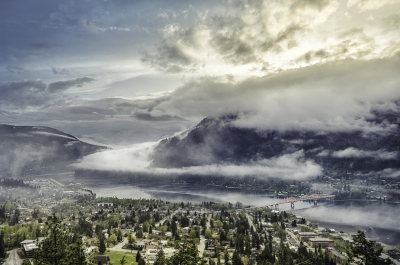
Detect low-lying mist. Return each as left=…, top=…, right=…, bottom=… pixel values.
left=75, top=142, right=322, bottom=180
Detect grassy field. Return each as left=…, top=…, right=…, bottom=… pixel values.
left=92, top=251, right=138, bottom=265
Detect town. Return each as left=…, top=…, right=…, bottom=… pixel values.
left=0, top=177, right=399, bottom=265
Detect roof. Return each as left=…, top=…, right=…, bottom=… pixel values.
left=309, top=238, right=334, bottom=242
left=298, top=232, right=318, bottom=236
left=20, top=239, right=35, bottom=245
left=96, top=256, right=110, bottom=264
left=23, top=243, right=39, bottom=252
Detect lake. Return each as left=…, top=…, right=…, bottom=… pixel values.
left=79, top=179, right=400, bottom=246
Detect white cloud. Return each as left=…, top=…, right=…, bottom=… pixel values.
left=332, top=147, right=398, bottom=159
left=76, top=145, right=322, bottom=180
left=347, top=0, right=400, bottom=11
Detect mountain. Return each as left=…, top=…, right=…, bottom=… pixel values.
left=151, top=110, right=400, bottom=177
left=0, top=124, right=105, bottom=177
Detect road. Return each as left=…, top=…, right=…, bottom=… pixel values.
left=4, top=249, right=22, bottom=265
left=198, top=213, right=211, bottom=257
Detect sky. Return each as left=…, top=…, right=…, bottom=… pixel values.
left=1, top=0, right=400, bottom=178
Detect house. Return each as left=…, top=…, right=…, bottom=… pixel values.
left=309, top=238, right=335, bottom=248
left=145, top=249, right=159, bottom=261
left=96, top=256, right=110, bottom=265
left=298, top=232, right=318, bottom=241
left=20, top=239, right=39, bottom=258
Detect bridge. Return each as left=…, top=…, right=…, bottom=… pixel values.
left=268, top=194, right=335, bottom=209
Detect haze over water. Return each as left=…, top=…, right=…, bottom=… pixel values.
left=80, top=178, right=400, bottom=246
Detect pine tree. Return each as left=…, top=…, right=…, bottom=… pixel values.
left=0, top=231, right=5, bottom=259
left=154, top=249, right=166, bottom=265
left=167, top=239, right=200, bottom=265
left=65, top=237, right=88, bottom=265
left=136, top=250, right=142, bottom=262
left=33, top=214, right=72, bottom=265
left=99, top=236, right=106, bottom=254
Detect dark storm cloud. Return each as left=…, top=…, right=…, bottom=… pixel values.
left=133, top=109, right=181, bottom=121
left=0, top=80, right=49, bottom=108
left=51, top=67, right=69, bottom=75
left=141, top=42, right=195, bottom=73
left=47, top=77, right=95, bottom=93
left=6, top=65, right=25, bottom=74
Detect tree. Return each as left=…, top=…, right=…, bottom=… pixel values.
left=205, top=228, right=212, bottom=239
left=349, top=230, right=392, bottom=265
left=33, top=214, right=71, bottom=265
left=0, top=231, right=5, bottom=259
left=128, top=233, right=135, bottom=253
left=136, top=251, right=142, bottom=262
left=154, top=249, right=166, bottom=265
left=232, top=251, right=244, bottom=265
left=99, top=236, right=106, bottom=254
left=167, top=239, right=200, bottom=265
left=109, top=234, right=118, bottom=246
left=65, top=237, right=88, bottom=265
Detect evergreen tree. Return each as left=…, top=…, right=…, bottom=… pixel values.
left=128, top=233, right=135, bottom=253
left=154, top=249, right=166, bottom=265
left=0, top=231, right=5, bottom=258
left=33, top=214, right=81, bottom=265
left=224, top=250, right=230, bottom=265
left=99, top=236, right=106, bottom=254
left=136, top=250, right=142, bottom=262
left=232, top=251, right=244, bottom=265
left=138, top=258, right=146, bottom=265
left=349, top=230, right=392, bottom=265
left=167, top=239, right=200, bottom=265
left=65, top=237, right=88, bottom=265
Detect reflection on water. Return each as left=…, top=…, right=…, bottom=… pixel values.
left=81, top=180, right=400, bottom=245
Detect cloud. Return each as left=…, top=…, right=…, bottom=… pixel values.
left=301, top=203, right=400, bottom=231
left=365, top=168, right=400, bottom=178
left=0, top=143, right=56, bottom=177
left=47, top=77, right=95, bottom=93
left=347, top=0, right=400, bottom=11
left=145, top=54, right=400, bottom=134
left=6, top=66, right=25, bottom=74
left=76, top=145, right=322, bottom=180
left=51, top=67, right=69, bottom=75
left=296, top=28, right=377, bottom=64
left=141, top=24, right=201, bottom=73
left=0, top=80, right=49, bottom=108
left=382, top=13, right=400, bottom=30
left=141, top=0, right=339, bottom=72
left=331, top=148, right=398, bottom=159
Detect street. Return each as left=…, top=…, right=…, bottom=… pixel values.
left=4, top=249, right=22, bottom=265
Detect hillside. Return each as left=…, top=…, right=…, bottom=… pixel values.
left=0, top=124, right=105, bottom=176
left=151, top=110, right=400, bottom=177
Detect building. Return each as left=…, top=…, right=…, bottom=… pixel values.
left=96, top=256, right=110, bottom=265
left=145, top=249, right=159, bottom=262
left=309, top=238, right=335, bottom=248
left=20, top=239, right=39, bottom=258
left=298, top=232, right=318, bottom=241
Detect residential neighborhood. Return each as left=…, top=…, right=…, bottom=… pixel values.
left=0, top=177, right=398, bottom=265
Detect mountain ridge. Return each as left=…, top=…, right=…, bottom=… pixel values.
left=0, top=124, right=105, bottom=177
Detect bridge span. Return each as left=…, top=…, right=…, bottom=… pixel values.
left=267, top=194, right=335, bottom=209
